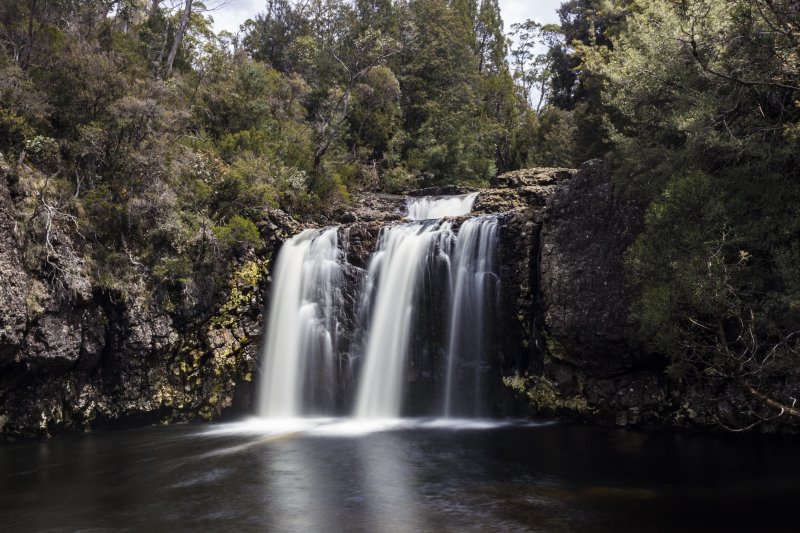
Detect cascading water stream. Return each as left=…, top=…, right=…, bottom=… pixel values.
left=443, top=216, right=500, bottom=417
left=258, top=227, right=342, bottom=418
left=406, top=193, right=478, bottom=221
left=353, top=222, right=453, bottom=419
left=258, top=191, right=501, bottom=421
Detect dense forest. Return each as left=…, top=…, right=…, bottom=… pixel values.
left=1, top=0, right=799, bottom=425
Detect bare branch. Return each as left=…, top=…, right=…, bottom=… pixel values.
left=741, top=380, right=800, bottom=418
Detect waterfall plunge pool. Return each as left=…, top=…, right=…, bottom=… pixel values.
left=2, top=419, right=799, bottom=532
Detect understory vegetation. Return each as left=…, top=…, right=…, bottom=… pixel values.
left=0, top=0, right=561, bottom=309
left=1, top=0, right=798, bottom=427
left=567, top=0, right=800, bottom=426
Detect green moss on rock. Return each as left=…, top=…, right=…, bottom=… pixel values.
left=155, top=257, right=269, bottom=423
left=504, top=374, right=592, bottom=416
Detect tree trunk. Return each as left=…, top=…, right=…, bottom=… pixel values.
left=164, top=0, right=193, bottom=79
left=149, top=0, right=162, bottom=18
left=23, top=0, right=37, bottom=69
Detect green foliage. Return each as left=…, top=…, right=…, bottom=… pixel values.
left=0, top=0, right=573, bottom=323
left=152, top=255, right=194, bottom=284
left=513, top=0, right=628, bottom=166
left=348, top=65, right=402, bottom=164
left=398, top=0, right=498, bottom=185
left=0, top=62, right=50, bottom=134
left=627, top=172, right=730, bottom=361
left=24, top=135, right=60, bottom=172
left=504, top=374, right=592, bottom=415
left=0, top=109, right=32, bottom=154
left=528, top=107, right=578, bottom=168
left=213, top=215, right=261, bottom=256
left=218, top=130, right=270, bottom=161
left=241, top=0, right=312, bottom=74
left=379, top=166, right=416, bottom=194
left=575, top=0, right=800, bottom=410
left=215, top=156, right=280, bottom=220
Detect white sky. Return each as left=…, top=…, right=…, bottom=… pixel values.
left=209, top=0, right=563, bottom=35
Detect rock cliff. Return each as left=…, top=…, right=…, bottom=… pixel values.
left=522, top=160, right=668, bottom=426
left=0, top=157, right=301, bottom=437
left=2, top=158, right=763, bottom=438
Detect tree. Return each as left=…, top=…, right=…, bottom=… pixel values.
left=475, top=0, right=506, bottom=74
left=241, top=0, right=312, bottom=73
left=397, top=0, right=496, bottom=184
left=165, top=0, right=193, bottom=78
left=509, top=20, right=562, bottom=112
left=584, top=0, right=800, bottom=429
left=310, top=27, right=399, bottom=174
left=529, top=0, right=631, bottom=163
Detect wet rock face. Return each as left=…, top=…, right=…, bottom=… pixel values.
left=525, top=160, right=682, bottom=427
left=332, top=192, right=407, bottom=225
left=0, top=258, right=276, bottom=437
left=406, top=185, right=475, bottom=197
left=19, top=311, right=102, bottom=372
left=324, top=170, right=578, bottom=416
left=340, top=223, right=382, bottom=269
left=0, top=163, right=580, bottom=436
left=539, top=160, right=645, bottom=374
left=492, top=167, right=574, bottom=189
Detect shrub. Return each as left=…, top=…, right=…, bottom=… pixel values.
left=379, top=166, right=417, bottom=193
left=213, top=214, right=261, bottom=255
left=0, top=110, right=33, bottom=155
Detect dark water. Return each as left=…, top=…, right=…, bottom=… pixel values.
left=1, top=418, right=798, bottom=532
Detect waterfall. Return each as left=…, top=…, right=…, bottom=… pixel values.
left=353, top=222, right=453, bottom=419
left=406, top=193, right=478, bottom=221
left=443, top=216, right=500, bottom=417
left=257, top=192, right=502, bottom=421
left=258, top=227, right=342, bottom=418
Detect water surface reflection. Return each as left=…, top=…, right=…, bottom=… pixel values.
left=1, top=419, right=799, bottom=532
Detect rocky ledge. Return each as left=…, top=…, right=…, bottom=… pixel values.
left=0, top=155, right=305, bottom=437
left=3, top=158, right=777, bottom=438
left=1, top=160, right=578, bottom=438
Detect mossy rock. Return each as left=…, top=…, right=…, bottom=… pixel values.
left=504, top=374, right=593, bottom=416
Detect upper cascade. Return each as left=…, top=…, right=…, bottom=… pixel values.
left=406, top=193, right=478, bottom=221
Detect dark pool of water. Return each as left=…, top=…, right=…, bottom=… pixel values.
left=1, top=418, right=798, bottom=532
